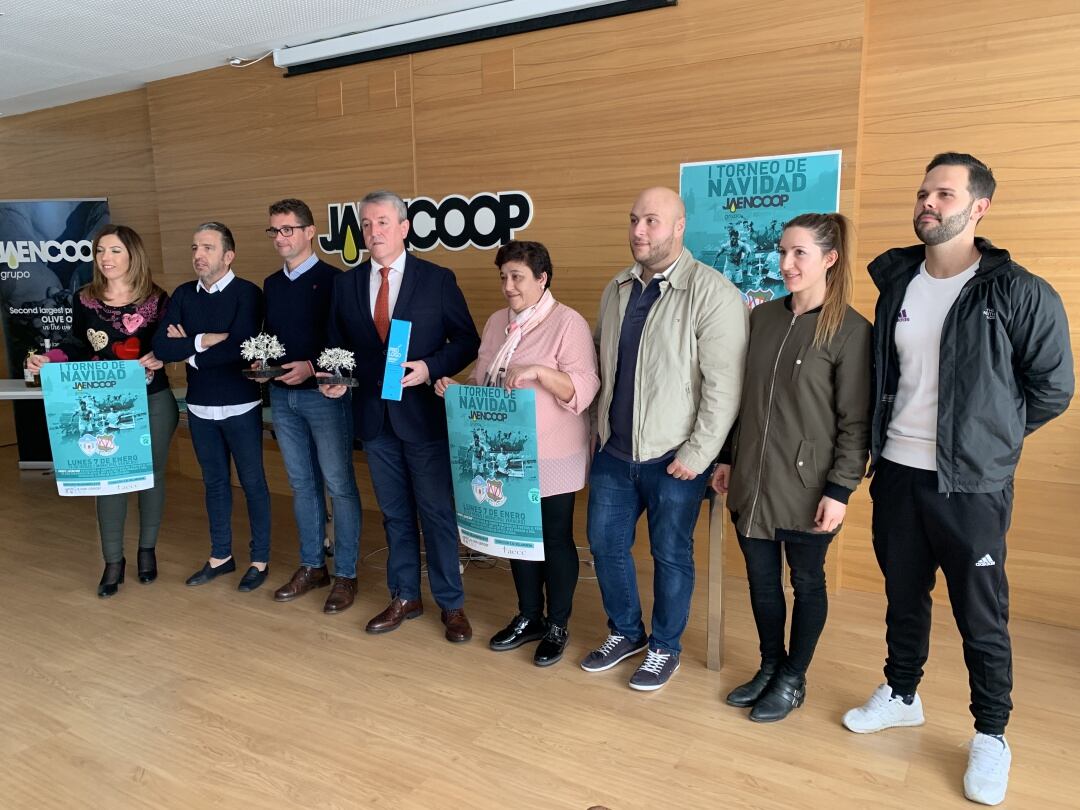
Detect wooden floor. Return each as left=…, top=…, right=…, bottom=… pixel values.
left=0, top=445, right=1076, bottom=810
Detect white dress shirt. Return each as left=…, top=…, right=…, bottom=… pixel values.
left=368, top=251, right=406, bottom=320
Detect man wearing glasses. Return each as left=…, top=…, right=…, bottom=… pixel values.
left=262, top=198, right=364, bottom=614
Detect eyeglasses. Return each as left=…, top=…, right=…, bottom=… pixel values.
left=265, top=224, right=310, bottom=238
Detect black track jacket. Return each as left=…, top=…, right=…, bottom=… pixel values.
left=868, top=237, right=1073, bottom=493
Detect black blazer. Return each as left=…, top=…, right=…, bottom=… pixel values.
left=327, top=253, right=480, bottom=442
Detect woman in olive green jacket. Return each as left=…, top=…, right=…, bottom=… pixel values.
left=711, top=213, right=871, bottom=722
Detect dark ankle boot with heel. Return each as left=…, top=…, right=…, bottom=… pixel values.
left=749, top=670, right=806, bottom=723
left=725, top=661, right=781, bottom=708
left=98, top=558, right=126, bottom=598
left=137, top=548, right=157, bottom=583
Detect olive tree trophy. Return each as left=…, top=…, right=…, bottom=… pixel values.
left=241, top=333, right=287, bottom=379
left=317, top=347, right=358, bottom=387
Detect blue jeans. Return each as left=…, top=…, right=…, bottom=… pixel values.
left=188, top=407, right=271, bottom=563
left=363, top=423, right=464, bottom=609
left=587, top=448, right=707, bottom=654
left=270, top=386, right=362, bottom=578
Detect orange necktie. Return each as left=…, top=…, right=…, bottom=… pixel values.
left=374, top=266, right=390, bottom=342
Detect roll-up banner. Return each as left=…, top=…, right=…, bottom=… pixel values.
left=0, top=199, right=110, bottom=467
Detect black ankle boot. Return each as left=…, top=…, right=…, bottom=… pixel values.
left=137, top=548, right=157, bottom=583
left=749, top=670, right=805, bottom=722
left=725, top=661, right=780, bottom=707
left=98, top=558, right=126, bottom=598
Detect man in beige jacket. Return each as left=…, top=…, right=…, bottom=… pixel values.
left=581, top=187, right=748, bottom=690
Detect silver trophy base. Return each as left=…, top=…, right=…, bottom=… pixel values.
left=242, top=366, right=288, bottom=380
left=319, top=375, right=358, bottom=387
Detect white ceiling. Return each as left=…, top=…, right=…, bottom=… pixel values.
left=0, top=0, right=504, bottom=117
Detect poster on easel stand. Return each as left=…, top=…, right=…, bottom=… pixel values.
left=40, top=361, right=153, bottom=496
left=445, top=385, right=544, bottom=561
left=680, top=150, right=841, bottom=309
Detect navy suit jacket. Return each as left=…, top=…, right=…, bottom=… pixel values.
left=327, top=253, right=480, bottom=443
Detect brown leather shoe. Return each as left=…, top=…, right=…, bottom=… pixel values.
left=441, top=608, right=473, bottom=643
left=273, top=565, right=331, bottom=602
left=323, top=577, right=357, bottom=614
left=365, top=597, right=423, bottom=634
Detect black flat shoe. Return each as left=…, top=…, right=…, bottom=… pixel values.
left=185, top=558, right=236, bottom=586
left=749, top=671, right=806, bottom=723
left=534, top=623, right=569, bottom=667
left=98, top=558, right=125, bottom=598
left=489, top=614, right=547, bottom=651
left=137, top=548, right=157, bottom=584
left=238, top=565, right=269, bottom=592
left=725, top=661, right=781, bottom=707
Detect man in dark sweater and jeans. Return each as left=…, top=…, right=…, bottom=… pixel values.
left=153, top=222, right=271, bottom=592
left=261, top=199, right=362, bottom=614
left=842, top=154, right=1073, bottom=806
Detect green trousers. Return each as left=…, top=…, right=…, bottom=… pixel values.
left=97, top=388, right=179, bottom=563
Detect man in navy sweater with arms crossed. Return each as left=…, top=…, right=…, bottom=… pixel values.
left=153, top=222, right=271, bottom=592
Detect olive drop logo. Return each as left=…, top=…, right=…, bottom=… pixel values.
left=319, top=191, right=533, bottom=267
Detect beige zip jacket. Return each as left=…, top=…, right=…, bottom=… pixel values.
left=594, top=247, right=748, bottom=473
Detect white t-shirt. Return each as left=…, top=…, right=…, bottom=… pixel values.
left=882, top=259, right=979, bottom=470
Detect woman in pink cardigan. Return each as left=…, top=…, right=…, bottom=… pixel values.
left=435, top=240, right=599, bottom=666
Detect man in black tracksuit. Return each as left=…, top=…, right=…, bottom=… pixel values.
left=842, top=153, right=1072, bottom=807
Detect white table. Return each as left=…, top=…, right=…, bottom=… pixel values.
left=0, top=380, right=44, bottom=400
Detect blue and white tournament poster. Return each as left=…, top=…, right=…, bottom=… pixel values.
left=680, top=150, right=841, bottom=308
left=40, top=361, right=153, bottom=496
left=445, top=385, right=544, bottom=561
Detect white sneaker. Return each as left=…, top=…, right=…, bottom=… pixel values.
left=842, top=684, right=925, bottom=733
left=964, top=734, right=1011, bottom=806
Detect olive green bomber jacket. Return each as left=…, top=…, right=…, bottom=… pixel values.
left=726, top=297, right=871, bottom=541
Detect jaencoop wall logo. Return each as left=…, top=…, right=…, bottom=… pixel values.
left=1, top=239, right=94, bottom=274
left=318, top=191, right=533, bottom=267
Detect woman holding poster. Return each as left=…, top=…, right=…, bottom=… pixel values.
left=711, top=213, right=871, bottom=721
left=27, top=225, right=178, bottom=597
left=435, top=241, right=598, bottom=666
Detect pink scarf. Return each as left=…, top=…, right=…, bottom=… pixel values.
left=483, top=290, right=558, bottom=387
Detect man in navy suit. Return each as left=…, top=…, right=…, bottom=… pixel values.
left=320, top=190, right=480, bottom=642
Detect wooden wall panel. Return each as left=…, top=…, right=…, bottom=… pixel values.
left=0, top=87, right=163, bottom=282
left=410, top=36, right=863, bottom=329
left=145, top=57, right=416, bottom=294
